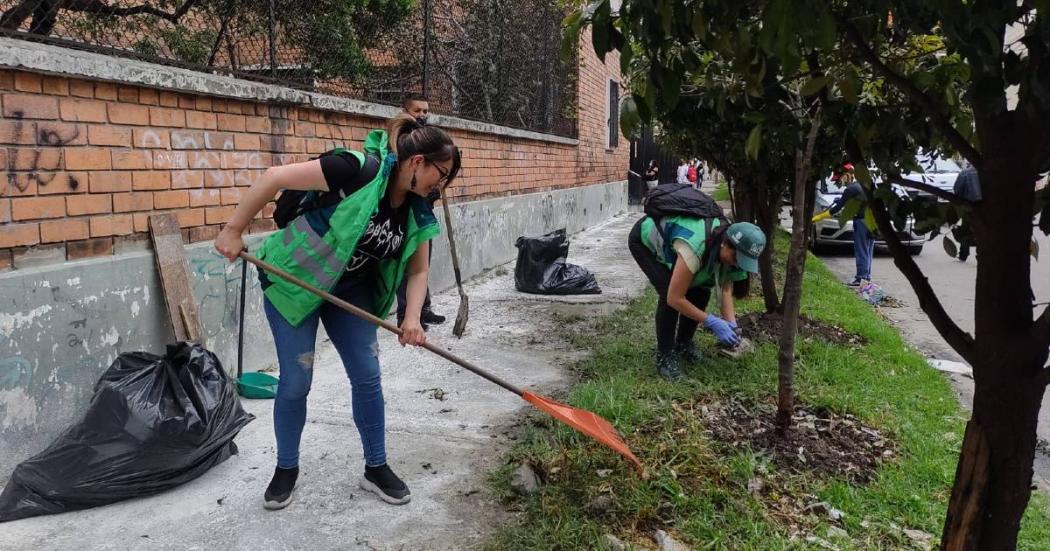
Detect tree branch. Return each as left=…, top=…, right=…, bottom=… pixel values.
left=847, top=137, right=979, bottom=364
left=834, top=11, right=984, bottom=167
left=64, top=0, right=198, bottom=24
left=1, top=0, right=41, bottom=30
left=885, top=176, right=975, bottom=206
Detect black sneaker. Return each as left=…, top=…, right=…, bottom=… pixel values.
left=359, top=464, right=412, bottom=505
left=674, top=343, right=702, bottom=364
left=397, top=314, right=430, bottom=333
left=656, top=352, right=684, bottom=381
left=421, top=309, right=446, bottom=325
left=264, top=466, right=299, bottom=510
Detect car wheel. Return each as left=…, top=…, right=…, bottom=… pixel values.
left=808, top=226, right=822, bottom=253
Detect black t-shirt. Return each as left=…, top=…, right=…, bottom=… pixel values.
left=319, top=151, right=409, bottom=294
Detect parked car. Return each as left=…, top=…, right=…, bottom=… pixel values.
left=810, top=179, right=925, bottom=255
left=902, top=154, right=962, bottom=201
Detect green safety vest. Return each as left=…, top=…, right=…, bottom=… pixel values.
left=257, top=129, right=440, bottom=327
left=640, top=215, right=747, bottom=289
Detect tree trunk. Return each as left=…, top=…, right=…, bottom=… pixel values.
left=753, top=176, right=781, bottom=312
left=940, top=155, right=1049, bottom=550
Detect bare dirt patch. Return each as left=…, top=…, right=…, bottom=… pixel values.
left=702, top=399, right=895, bottom=484
left=737, top=312, right=868, bottom=348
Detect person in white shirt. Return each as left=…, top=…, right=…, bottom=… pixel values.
left=676, top=160, right=690, bottom=184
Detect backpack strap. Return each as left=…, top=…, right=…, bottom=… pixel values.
left=307, top=152, right=381, bottom=211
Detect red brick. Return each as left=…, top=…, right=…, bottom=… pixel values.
left=249, top=218, right=276, bottom=234
left=69, top=79, right=94, bottom=98
left=59, top=98, right=108, bottom=122
left=36, top=172, right=87, bottom=195
left=295, top=121, right=316, bottom=137
left=87, top=171, right=131, bottom=193
left=216, top=113, right=246, bottom=132
left=0, top=120, right=36, bottom=144
left=64, top=148, right=112, bottom=170
left=152, top=150, right=188, bottom=169
left=35, top=122, right=85, bottom=146
left=153, top=190, right=190, bottom=209
left=111, top=149, right=152, bottom=170
left=94, top=83, right=117, bottom=100
left=66, top=237, right=113, bottom=260
left=112, top=192, right=154, bottom=213
left=117, top=86, right=138, bottom=103
left=245, top=117, right=271, bottom=133
left=171, top=171, right=205, bottom=189
left=3, top=94, right=59, bottom=119
left=12, top=196, right=65, bottom=220
left=186, top=111, right=217, bottom=130
left=40, top=218, right=89, bottom=242
left=189, top=225, right=221, bottom=243
left=220, top=187, right=243, bottom=205
left=234, top=134, right=260, bottom=150
left=89, top=214, right=133, bottom=237
left=178, top=95, right=196, bottom=109
left=159, top=91, right=179, bottom=107
left=195, top=97, right=213, bottom=111
left=204, top=132, right=235, bottom=150
left=131, top=171, right=170, bottom=190
left=176, top=208, right=205, bottom=228
left=41, top=76, right=69, bottom=96
left=13, top=73, right=42, bottom=93
left=189, top=188, right=221, bottom=207
left=131, top=129, right=167, bottom=150
left=88, top=126, right=132, bottom=147
left=8, top=147, right=60, bottom=171
left=67, top=194, right=112, bottom=216
left=0, top=222, right=39, bottom=247
left=205, top=170, right=234, bottom=188
left=138, top=88, right=159, bottom=105
left=0, top=198, right=9, bottom=223
left=0, top=249, right=11, bottom=271
left=133, top=213, right=150, bottom=233
left=205, top=205, right=236, bottom=225
left=149, top=107, right=185, bottom=127
left=170, top=130, right=205, bottom=150
left=108, top=104, right=150, bottom=125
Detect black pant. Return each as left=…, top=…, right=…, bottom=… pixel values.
left=628, top=217, right=711, bottom=354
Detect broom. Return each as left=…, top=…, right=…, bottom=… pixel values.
left=439, top=188, right=469, bottom=337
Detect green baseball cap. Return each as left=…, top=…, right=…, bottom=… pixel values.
left=725, top=222, right=767, bottom=273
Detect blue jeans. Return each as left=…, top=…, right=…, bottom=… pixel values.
left=264, top=289, right=386, bottom=469
left=853, top=217, right=875, bottom=281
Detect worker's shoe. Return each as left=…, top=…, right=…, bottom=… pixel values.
left=396, top=313, right=430, bottom=333
left=674, top=343, right=702, bottom=364
left=656, top=351, right=685, bottom=381
left=264, top=466, right=299, bottom=510
left=846, top=277, right=865, bottom=287
left=421, top=308, right=446, bottom=325
left=359, top=464, right=412, bottom=505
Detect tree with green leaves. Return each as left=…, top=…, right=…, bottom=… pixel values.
left=573, top=1, right=1050, bottom=548
left=0, top=0, right=414, bottom=88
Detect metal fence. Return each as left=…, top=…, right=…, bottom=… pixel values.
left=0, top=0, right=578, bottom=138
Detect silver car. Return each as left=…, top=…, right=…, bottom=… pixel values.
left=811, top=180, right=925, bottom=255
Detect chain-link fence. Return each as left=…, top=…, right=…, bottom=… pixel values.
left=0, top=0, right=577, bottom=137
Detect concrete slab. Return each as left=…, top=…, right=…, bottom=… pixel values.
left=0, top=212, right=648, bottom=551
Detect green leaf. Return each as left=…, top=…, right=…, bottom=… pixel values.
left=591, top=1, right=611, bottom=62
left=745, top=124, right=763, bottom=160
left=560, top=11, right=583, bottom=61
left=619, top=96, right=642, bottom=137
left=943, top=236, right=958, bottom=258
left=864, top=208, right=877, bottom=235
left=661, top=68, right=681, bottom=109
left=633, top=92, right=652, bottom=122
left=839, top=67, right=860, bottom=104
left=800, top=76, right=828, bottom=96
left=838, top=198, right=862, bottom=223
left=620, top=41, right=633, bottom=75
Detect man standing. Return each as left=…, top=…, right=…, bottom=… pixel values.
left=395, top=94, right=446, bottom=329
left=953, top=165, right=982, bottom=261
left=814, top=164, right=873, bottom=286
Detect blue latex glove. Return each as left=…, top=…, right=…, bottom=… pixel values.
left=704, top=314, right=741, bottom=347
left=728, top=320, right=743, bottom=337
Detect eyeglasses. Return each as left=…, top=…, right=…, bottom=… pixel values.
left=432, top=162, right=450, bottom=185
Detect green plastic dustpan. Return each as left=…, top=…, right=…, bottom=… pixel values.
left=234, top=255, right=279, bottom=399
left=237, top=371, right=279, bottom=399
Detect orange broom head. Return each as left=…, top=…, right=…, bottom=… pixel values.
left=522, top=391, right=644, bottom=474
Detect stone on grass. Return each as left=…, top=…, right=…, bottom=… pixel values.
left=602, top=533, right=629, bottom=551
left=652, top=529, right=690, bottom=551
left=510, top=464, right=540, bottom=495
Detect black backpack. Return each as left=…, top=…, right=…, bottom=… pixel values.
left=644, top=183, right=729, bottom=265
left=273, top=150, right=381, bottom=228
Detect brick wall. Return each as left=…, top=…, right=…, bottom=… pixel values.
left=0, top=39, right=627, bottom=271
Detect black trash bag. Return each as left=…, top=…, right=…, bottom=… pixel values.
left=514, top=229, right=602, bottom=295
left=0, top=342, right=254, bottom=522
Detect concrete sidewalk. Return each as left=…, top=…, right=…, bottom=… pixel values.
left=0, top=213, right=647, bottom=551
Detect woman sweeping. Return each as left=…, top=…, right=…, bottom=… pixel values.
left=628, top=215, right=766, bottom=380
left=214, top=114, right=460, bottom=509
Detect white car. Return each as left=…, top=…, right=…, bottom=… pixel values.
left=902, top=155, right=961, bottom=200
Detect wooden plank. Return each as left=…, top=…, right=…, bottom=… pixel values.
left=148, top=213, right=203, bottom=344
